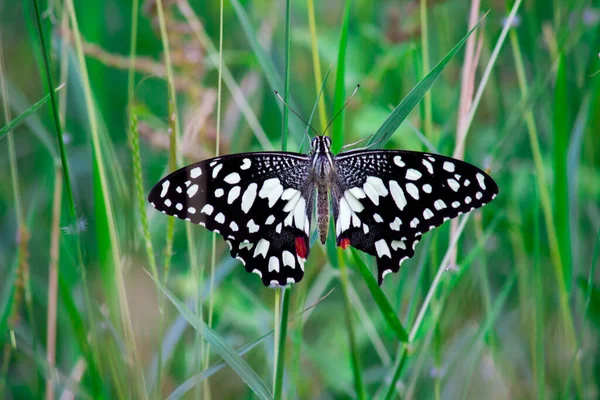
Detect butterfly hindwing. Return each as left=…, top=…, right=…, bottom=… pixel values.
left=148, top=152, right=314, bottom=286
left=331, top=150, right=498, bottom=284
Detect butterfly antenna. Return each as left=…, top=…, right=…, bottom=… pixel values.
left=322, top=84, right=360, bottom=137
left=275, top=91, right=319, bottom=137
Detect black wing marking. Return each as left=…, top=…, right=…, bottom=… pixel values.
left=331, top=150, right=498, bottom=284
left=148, top=152, right=314, bottom=287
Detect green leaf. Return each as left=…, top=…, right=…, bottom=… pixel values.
left=553, top=53, right=572, bottom=291
left=350, top=250, right=408, bottom=342
left=367, top=15, right=486, bottom=148
left=151, top=274, right=273, bottom=400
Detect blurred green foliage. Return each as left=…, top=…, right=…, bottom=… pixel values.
left=1, top=0, right=599, bottom=399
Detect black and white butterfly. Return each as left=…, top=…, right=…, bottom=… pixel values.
left=148, top=135, right=498, bottom=287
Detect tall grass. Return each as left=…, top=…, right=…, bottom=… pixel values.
left=1, top=0, right=599, bottom=398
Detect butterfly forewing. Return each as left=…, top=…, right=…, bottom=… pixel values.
left=331, top=150, right=498, bottom=284
left=148, top=152, right=314, bottom=286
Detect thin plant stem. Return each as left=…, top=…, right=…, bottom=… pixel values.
left=62, top=0, right=147, bottom=396
left=307, top=0, right=327, bottom=131
left=274, top=288, right=290, bottom=399
left=420, top=0, right=434, bottom=143
left=203, top=1, right=225, bottom=398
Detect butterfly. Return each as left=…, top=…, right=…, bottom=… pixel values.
left=148, top=133, right=498, bottom=287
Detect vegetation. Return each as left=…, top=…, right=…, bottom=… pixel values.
left=1, top=0, right=599, bottom=398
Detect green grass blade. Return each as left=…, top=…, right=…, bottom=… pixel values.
left=367, top=15, right=486, bottom=149
left=564, top=226, right=600, bottom=394
left=338, top=248, right=366, bottom=400
left=553, top=53, right=572, bottom=291
left=331, top=0, right=351, bottom=153
left=273, top=287, right=290, bottom=399
left=167, top=330, right=273, bottom=400
left=0, top=259, right=17, bottom=334
left=229, top=0, right=304, bottom=140
left=151, top=275, right=274, bottom=400
left=350, top=250, right=408, bottom=342
left=0, top=86, right=62, bottom=140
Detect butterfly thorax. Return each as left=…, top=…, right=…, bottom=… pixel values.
left=310, top=136, right=336, bottom=244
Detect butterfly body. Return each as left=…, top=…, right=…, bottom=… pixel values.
left=149, top=135, right=498, bottom=287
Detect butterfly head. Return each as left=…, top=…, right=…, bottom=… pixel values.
left=311, top=135, right=332, bottom=154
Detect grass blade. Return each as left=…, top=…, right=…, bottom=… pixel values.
left=151, top=275, right=274, bottom=400
left=331, top=0, right=351, bottom=153
left=350, top=250, right=408, bottom=342
left=0, top=85, right=62, bottom=140
left=367, top=15, right=486, bottom=149
left=273, top=287, right=290, bottom=399
left=229, top=0, right=304, bottom=140
left=553, top=53, right=572, bottom=290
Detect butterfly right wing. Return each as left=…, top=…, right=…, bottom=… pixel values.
left=148, top=152, right=314, bottom=287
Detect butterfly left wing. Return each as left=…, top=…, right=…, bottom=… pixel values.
left=148, top=152, right=314, bottom=287
left=331, top=150, right=498, bottom=284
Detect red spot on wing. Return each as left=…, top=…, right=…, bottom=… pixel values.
left=295, top=236, right=308, bottom=259
left=340, top=238, right=351, bottom=250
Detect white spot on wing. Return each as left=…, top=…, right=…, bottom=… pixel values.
left=452, top=201, right=460, bottom=208
left=269, top=256, right=280, bottom=273
left=228, top=186, right=241, bottom=204
left=215, top=212, right=225, bottom=224
left=465, top=196, right=472, bottom=204
left=240, top=158, right=251, bottom=170
left=164, top=199, right=172, bottom=207
left=241, top=183, right=258, bottom=213
left=423, top=208, right=434, bottom=220
left=187, top=184, right=199, bottom=198
left=375, top=239, right=391, bottom=258
left=265, top=215, right=276, bottom=225
left=349, top=187, right=366, bottom=199
left=406, top=183, right=419, bottom=200
left=212, top=164, right=223, bottom=178
left=188, top=207, right=196, bottom=214
left=344, top=190, right=364, bottom=212
left=337, top=197, right=352, bottom=233
left=253, top=239, right=270, bottom=258
left=282, top=251, right=295, bottom=269
left=476, top=173, right=486, bottom=190
left=190, top=167, right=202, bottom=178
left=259, top=178, right=283, bottom=208
left=224, top=172, right=241, bottom=184
left=247, top=219, right=260, bottom=233
left=406, top=169, right=422, bottom=181
left=230, top=221, right=239, bottom=231
left=434, top=199, right=447, bottom=210
left=443, top=161, right=455, bottom=172
left=391, top=240, right=406, bottom=250
left=215, top=188, right=224, bottom=198
left=389, top=180, right=407, bottom=210
left=294, top=197, right=307, bottom=231
left=390, top=217, right=402, bottom=231
left=160, top=180, right=170, bottom=198
left=373, top=213, right=383, bottom=223
left=422, top=184, right=432, bottom=193
left=476, top=192, right=482, bottom=200
left=447, top=179, right=460, bottom=192
left=394, top=155, right=405, bottom=167
left=410, top=217, right=419, bottom=228
left=176, top=203, right=183, bottom=211
left=201, top=204, right=214, bottom=215
left=422, top=159, right=433, bottom=174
